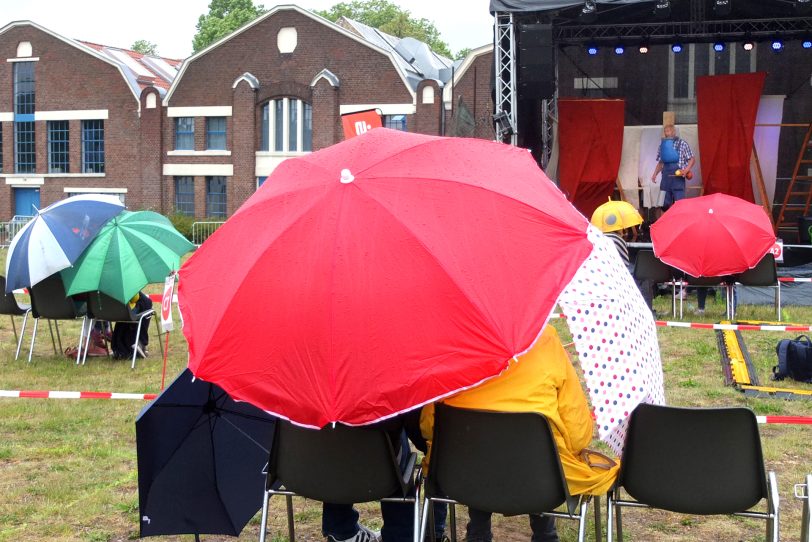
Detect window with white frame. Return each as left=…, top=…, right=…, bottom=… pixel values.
left=81, top=120, right=105, bottom=173
left=668, top=42, right=757, bottom=123
left=206, top=176, right=227, bottom=218
left=67, top=190, right=125, bottom=204
left=260, top=98, right=312, bottom=152
left=48, top=120, right=70, bottom=173
left=175, top=117, right=195, bottom=150
left=174, top=176, right=195, bottom=216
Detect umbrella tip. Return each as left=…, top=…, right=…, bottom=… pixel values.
left=340, top=169, right=355, bottom=184
left=709, top=208, right=714, bottom=214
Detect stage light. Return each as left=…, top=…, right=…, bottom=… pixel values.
left=580, top=0, right=598, bottom=23
left=803, top=39, right=812, bottom=49
left=587, top=44, right=599, bottom=55
left=671, top=42, right=683, bottom=53
left=713, top=41, right=725, bottom=52
left=713, top=0, right=731, bottom=17
left=638, top=44, right=650, bottom=54
left=654, top=0, right=671, bottom=19
left=742, top=40, right=754, bottom=51
left=771, top=39, right=784, bottom=52
left=614, top=44, right=625, bottom=55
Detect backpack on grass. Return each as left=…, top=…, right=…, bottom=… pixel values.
left=773, top=335, right=812, bottom=383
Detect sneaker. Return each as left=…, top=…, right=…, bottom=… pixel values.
left=696, top=309, right=705, bottom=315
left=327, top=525, right=381, bottom=542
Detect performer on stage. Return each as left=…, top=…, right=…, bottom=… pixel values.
left=650, top=124, right=695, bottom=210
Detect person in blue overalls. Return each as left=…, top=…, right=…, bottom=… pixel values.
left=650, top=124, right=695, bottom=211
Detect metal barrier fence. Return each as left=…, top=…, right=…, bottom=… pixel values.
left=191, top=221, right=225, bottom=246
left=0, top=216, right=33, bottom=248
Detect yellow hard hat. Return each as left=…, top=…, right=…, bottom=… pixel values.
left=591, top=199, right=643, bottom=233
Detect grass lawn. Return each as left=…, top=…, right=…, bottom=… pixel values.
left=1, top=283, right=811, bottom=541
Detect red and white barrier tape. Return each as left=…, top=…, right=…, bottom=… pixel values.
left=551, top=313, right=812, bottom=332
left=757, top=416, right=812, bottom=425
left=0, top=390, right=157, bottom=400
left=779, top=277, right=812, bottom=283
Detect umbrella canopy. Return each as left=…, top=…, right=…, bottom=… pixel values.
left=179, top=128, right=593, bottom=428
left=651, top=193, right=776, bottom=277
left=61, top=211, right=194, bottom=304
left=590, top=199, right=643, bottom=233
left=5, top=194, right=125, bottom=292
left=136, top=368, right=276, bottom=537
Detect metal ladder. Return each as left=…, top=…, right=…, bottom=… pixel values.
left=776, top=122, right=812, bottom=241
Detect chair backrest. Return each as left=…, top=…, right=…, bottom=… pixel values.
left=87, top=292, right=136, bottom=322
left=29, top=274, right=84, bottom=320
left=737, top=254, right=778, bottom=287
left=267, top=421, right=406, bottom=505
left=684, top=274, right=731, bottom=287
left=619, top=403, right=768, bottom=515
left=427, top=404, right=569, bottom=515
left=0, top=276, right=28, bottom=315
left=633, top=250, right=674, bottom=283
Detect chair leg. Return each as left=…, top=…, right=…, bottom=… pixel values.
left=153, top=317, right=164, bottom=356
left=593, top=495, right=602, bottom=542
left=576, top=498, right=589, bottom=542
left=418, top=498, right=432, bottom=542
left=51, top=320, right=62, bottom=354
left=449, top=502, right=457, bottom=542
left=776, top=284, right=781, bottom=322
left=258, top=490, right=271, bottom=542
left=616, top=500, right=624, bottom=542
left=28, top=318, right=39, bottom=363
left=76, top=317, right=88, bottom=365
left=15, top=310, right=29, bottom=361
left=10, top=315, right=18, bottom=346
left=606, top=492, right=614, bottom=542
left=286, top=494, right=296, bottom=542
left=81, top=318, right=95, bottom=365
left=768, top=471, right=780, bottom=542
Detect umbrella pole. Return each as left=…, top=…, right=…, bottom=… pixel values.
left=161, top=330, right=171, bottom=390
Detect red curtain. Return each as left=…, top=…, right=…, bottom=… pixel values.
left=558, top=99, right=625, bottom=218
left=696, top=72, right=766, bottom=200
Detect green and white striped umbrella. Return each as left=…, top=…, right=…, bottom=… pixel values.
left=62, top=211, right=194, bottom=304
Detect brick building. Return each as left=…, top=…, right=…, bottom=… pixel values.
left=0, top=8, right=496, bottom=222
left=0, top=20, right=179, bottom=219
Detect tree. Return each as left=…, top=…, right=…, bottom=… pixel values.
left=131, top=40, right=158, bottom=56
left=193, top=0, right=267, bottom=53
left=316, top=0, right=453, bottom=58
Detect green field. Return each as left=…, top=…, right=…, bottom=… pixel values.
left=1, top=286, right=811, bottom=541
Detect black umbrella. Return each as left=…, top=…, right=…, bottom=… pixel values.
left=136, top=368, right=277, bottom=538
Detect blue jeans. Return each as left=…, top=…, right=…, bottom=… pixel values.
left=660, top=162, right=685, bottom=209
left=465, top=507, right=559, bottom=542
left=323, top=432, right=446, bottom=542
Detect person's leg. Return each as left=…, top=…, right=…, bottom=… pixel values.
left=323, top=503, right=361, bottom=541
left=697, top=288, right=707, bottom=312
left=380, top=431, right=413, bottom=542
left=465, top=507, right=492, bottom=542
left=529, top=514, right=559, bottom=542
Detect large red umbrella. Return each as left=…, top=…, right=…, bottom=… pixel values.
left=179, top=128, right=593, bottom=428
left=650, top=193, right=775, bottom=277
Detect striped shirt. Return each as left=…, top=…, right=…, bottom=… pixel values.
left=605, top=232, right=630, bottom=268
left=655, top=137, right=694, bottom=169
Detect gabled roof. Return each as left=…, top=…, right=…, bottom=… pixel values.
left=164, top=4, right=439, bottom=104
left=79, top=42, right=181, bottom=96
left=338, top=17, right=455, bottom=90
left=442, top=43, right=493, bottom=107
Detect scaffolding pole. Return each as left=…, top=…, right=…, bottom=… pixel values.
left=494, top=12, right=518, bottom=146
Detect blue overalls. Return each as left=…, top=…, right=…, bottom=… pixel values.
left=659, top=138, right=684, bottom=208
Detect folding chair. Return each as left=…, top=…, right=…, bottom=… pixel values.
left=796, top=474, right=812, bottom=542
left=0, top=276, right=32, bottom=360
left=678, top=274, right=734, bottom=319
left=258, top=420, right=421, bottom=542
left=419, top=404, right=596, bottom=542
left=735, top=254, right=781, bottom=321
left=607, top=404, right=779, bottom=542
left=632, top=249, right=677, bottom=317
left=27, top=274, right=87, bottom=363
left=80, top=292, right=160, bottom=368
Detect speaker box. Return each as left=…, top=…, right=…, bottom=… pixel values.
left=518, top=23, right=555, bottom=100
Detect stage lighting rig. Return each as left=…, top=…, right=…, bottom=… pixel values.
left=713, top=41, right=725, bottom=52
left=638, top=43, right=650, bottom=54
left=492, top=111, right=514, bottom=139
left=713, top=0, right=731, bottom=17
left=671, top=42, right=683, bottom=53
left=654, top=0, right=671, bottom=19
left=803, top=38, right=812, bottom=49
left=587, top=43, right=599, bottom=55
left=614, top=44, right=625, bottom=55
left=742, top=39, right=754, bottom=52
left=797, top=0, right=812, bottom=15
left=771, top=39, right=784, bottom=52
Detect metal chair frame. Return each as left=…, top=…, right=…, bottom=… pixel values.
left=796, top=474, right=811, bottom=542
left=258, top=420, right=421, bottom=542
left=0, top=277, right=32, bottom=360
left=607, top=404, right=779, bottom=542
left=26, top=275, right=86, bottom=363
left=734, top=254, right=781, bottom=321
left=419, top=404, right=597, bottom=542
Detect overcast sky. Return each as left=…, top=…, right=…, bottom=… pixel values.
left=0, top=0, right=494, bottom=59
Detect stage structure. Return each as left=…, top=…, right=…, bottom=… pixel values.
left=490, top=0, right=812, bottom=169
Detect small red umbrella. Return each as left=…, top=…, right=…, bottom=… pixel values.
left=651, top=193, right=775, bottom=277
left=179, top=128, right=593, bottom=428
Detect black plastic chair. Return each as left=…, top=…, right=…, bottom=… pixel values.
left=607, top=404, right=779, bottom=542
left=258, top=420, right=420, bottom=542
left=0, top=276, right=32, bottom=360
left=27, top=274, right=87, bottom=363
left=419, top=404, right=595, bottom=542
left=632, top=249, right=678, bottom=316
left=81, top=292, right=160, bottom=368
left=678, top=273, right=734, bottom=319
left=735, top=254, right=781, bottom=321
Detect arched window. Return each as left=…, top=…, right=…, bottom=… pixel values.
left=260, top=98, right=312, bottom=153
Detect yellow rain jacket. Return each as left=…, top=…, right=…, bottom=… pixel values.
left=420, top=325, right=619, bottom=496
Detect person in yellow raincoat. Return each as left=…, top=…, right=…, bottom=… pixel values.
left=420, top=324, right=619, bottom=542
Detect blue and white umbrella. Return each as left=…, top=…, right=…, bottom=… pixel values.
left=5, top=194, right=125, bottom=292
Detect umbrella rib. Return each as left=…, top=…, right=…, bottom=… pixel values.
left=206, top=388, right=242, bottom=536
